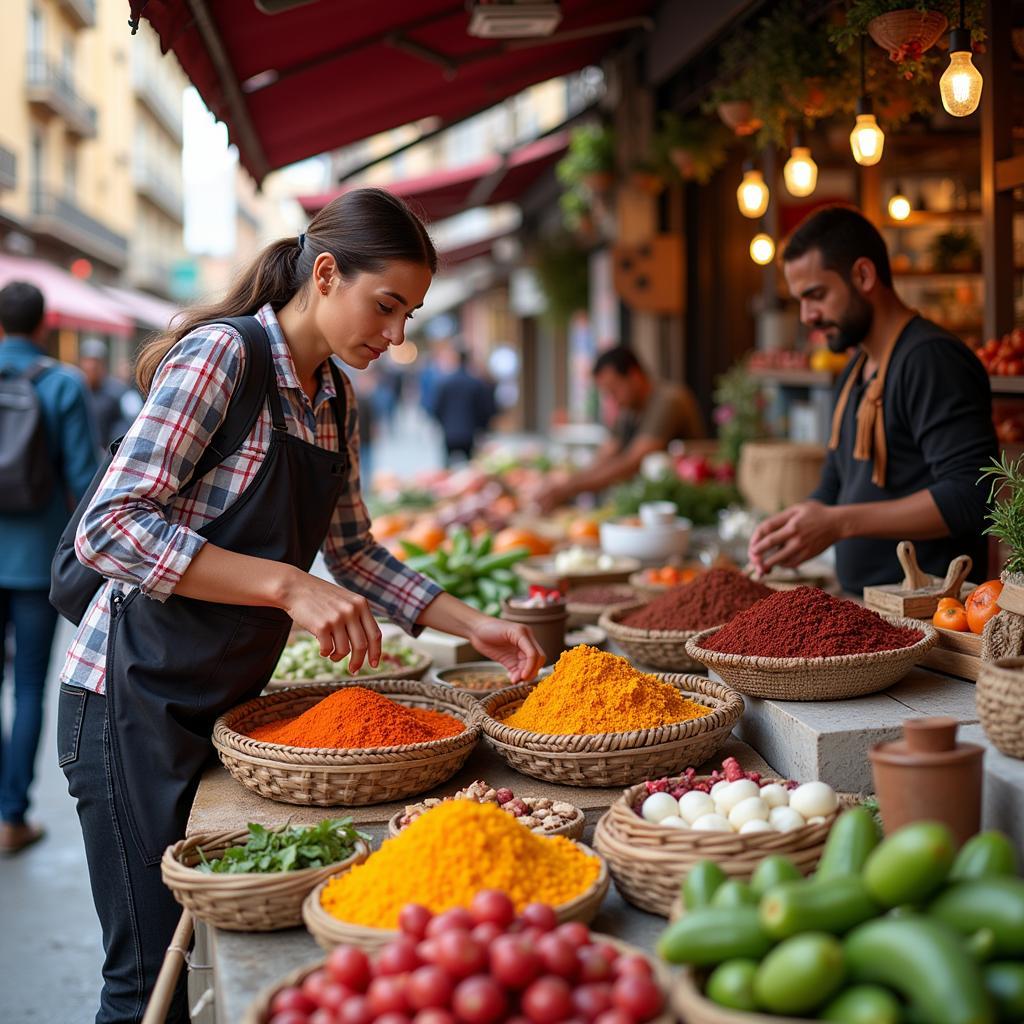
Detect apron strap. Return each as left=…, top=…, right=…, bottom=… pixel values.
left=828, top=351, right=866, bottom=452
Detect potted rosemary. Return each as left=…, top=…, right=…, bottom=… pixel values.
left=981, top=452, right=1024, bottom=614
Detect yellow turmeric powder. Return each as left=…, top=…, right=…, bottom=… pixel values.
left=503, top=645, right=712, bottom=736
left=319, top=800, right=600, bottom=928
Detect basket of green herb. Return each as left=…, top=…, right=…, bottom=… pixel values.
left=265, top=636, right=432, bottom=689
left=161, top=819, right=370, bottom=931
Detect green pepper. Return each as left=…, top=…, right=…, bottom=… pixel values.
left=475, top=548, right=531, bottom=574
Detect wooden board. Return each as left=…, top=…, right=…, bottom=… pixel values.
left=919, top=626, right=983, bottom=681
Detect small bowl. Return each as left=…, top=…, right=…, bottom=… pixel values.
left=599, top=517, right=691, bottom=562
left=433, top=661, right=552, bottom=697
left=639, top=501, right=678, bottom=527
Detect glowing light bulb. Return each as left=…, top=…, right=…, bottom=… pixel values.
left=737, top=167, right=769, bottom=219
left=750, top=233, right=776, bottom=265
left=850, top=112, right=885, bottom=167
left=888, top=193, right=911, bottom=221
left=940, top=50, right=983, bottom=117
left=783, top=145, right=818, bottom=198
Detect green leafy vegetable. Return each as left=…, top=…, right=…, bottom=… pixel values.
left=197, top=818, right=368, bottom=874
left=610, top=474, right=740, bottom=526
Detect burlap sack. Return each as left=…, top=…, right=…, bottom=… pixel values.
left=982, top=609, right=1024, bottom=660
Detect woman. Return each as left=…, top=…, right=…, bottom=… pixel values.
left=57, top=188, right=545, bottom=1024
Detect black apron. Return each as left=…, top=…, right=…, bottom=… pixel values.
left=105, top=354, right=348, bottom=865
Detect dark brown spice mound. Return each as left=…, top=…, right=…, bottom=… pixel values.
left=621, top=568, right=773, bottom=632
left=567, top=584, right=638, bottom=606
left=704, top=586, right=923, bottom=658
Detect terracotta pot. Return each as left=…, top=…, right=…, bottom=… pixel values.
left=869, top=717, right=984, bottom=846
left=867, top=9, right=948, bottom=59
left=717, top=101, right=762, bottom=137
left=500, top=598, right=568, bottom=667
left=583, top=171, right=614, bottom=196
left=629, top=171, right=665, bottom=197
left=669, top=147, right=697, bottom=180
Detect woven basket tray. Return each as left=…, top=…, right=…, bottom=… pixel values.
left=474, top=675, right=743, bottom=787
left=263, top=649, right=433, bottom=692
left=672, top=966, right=805, bottom=1024
left=302, top=843, right=610, bottom=952
left=599, top=603, right=703, bottom=672
left=160, top=830, right=369, bottom=932
left=212, top=679, right=481, bottom=807
left=567, top=586, right=639, bottom=627
left=977, top=657, right=1024, bottom=759
left=388, top=798, right=586, bottom=840
left=685, top=617, right=938, bottom=701
left=867, top=9, right=947, bottom=54
left=593, top=780, right=855, bottom=917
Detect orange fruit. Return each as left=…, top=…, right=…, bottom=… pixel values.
left=567, top=519, right=600, bottom=545
left=965, top=580, right=1004, bottom=635
left=492, top=527, right=553, bottom=557
left=936, top=597, right=963, bottom=612
left=933, top=604, right=968, bottom=632
left=372, top=512, right=409, bottom=540
left=403, top=519, right=447, bottom=553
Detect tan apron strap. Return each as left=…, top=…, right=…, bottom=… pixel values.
left=828, top=351, right=866, bottom=452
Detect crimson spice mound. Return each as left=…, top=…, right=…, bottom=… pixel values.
left=622, top=568, right=772, bottom=632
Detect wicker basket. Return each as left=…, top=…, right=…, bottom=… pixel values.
left=302, top=843, right=610, bottom=951
left=672, top=966, right=806, bottom=1024
left=737, top=442, right=825, bottom=515
left=212, top=679, right=481, bottom=806
left=685, top=618, right=938, bottom=701
left=977, top=657, right=1024, bottom=759
left=566, top=584, right=639, bottom=627
left=594, top=780, right=853, bottom=917
left=388, top=799, right=586, bottom=840
left=160, top=830, right=369, bottom=931
left=599, top=603, right=703, bottom=672
left=474, top=676, right=743, bottom=787
left=263, top=649, right=433, bottom=692
left=868, top=9, right=948, bottom=55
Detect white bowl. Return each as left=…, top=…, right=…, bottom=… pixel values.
left=639, top=501, right=678, bottom=527
left=599, top=517, right=691, bottom=563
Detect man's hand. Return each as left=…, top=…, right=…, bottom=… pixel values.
left=748, top=500, right=839, bottom=575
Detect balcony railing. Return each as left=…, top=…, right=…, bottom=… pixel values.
left=55, top=0, right=96, bottom=29
left=26, top=55, right=97, bottom=139
left=0, top=146, right=16, bottom=191
left=133, top=156, right=184, bottom=223
left=31, top=188, right=128, bottom=268
left=132, top=62, right=184, bottom=143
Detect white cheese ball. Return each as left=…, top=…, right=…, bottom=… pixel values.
left=641, top=792, right=681, bottom=824
left=678, top=790, right=716, bottom=824
left=660, top=815, right=689, bottom=830
left=759, top=783, right=790, bottom=809
left=739, top=819, right=773, bottom=835
left=728, top=796, right=770, bottom=830
left=716, top=779, right=760, bottom=815
left=769, top=806, right=807, bottom=832
left=691, top=813, right=733, bottom=832
left=789, top=782, right=839, bottom=820
left=710, top=780, right=731, bottom=803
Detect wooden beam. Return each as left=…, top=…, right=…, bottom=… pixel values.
left=981, top=0, right=1015, bottom=340
left=996, top=154, right=1024, bottom=193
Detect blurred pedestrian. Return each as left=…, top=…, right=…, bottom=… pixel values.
left=431, top=349, right=496, bottom=465
left=79, top=336, right=143, bottom=450
left=0, top=281, right=98, bottom=852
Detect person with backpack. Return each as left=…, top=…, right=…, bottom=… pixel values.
left=0, top=281, right=98, bottom=853
left=53, top=189, right=546, bottom=1024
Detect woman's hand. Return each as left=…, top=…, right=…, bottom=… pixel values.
left=280, top=569, right=382, bottom=673
left=468, top=616, right=547, bottom=684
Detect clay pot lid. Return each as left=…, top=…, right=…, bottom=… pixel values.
left=870, top=715, right=983, bottom=765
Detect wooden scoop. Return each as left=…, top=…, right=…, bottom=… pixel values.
left=862, top=541, right=973, bottom=619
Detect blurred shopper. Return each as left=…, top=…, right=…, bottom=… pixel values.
left=431, top=349, right=496, bottom=465
left=79, top=336, right=143, bottom=450
left=534, top=345, right=704, bottom=512
left=0, top=281, right=97, bottom=852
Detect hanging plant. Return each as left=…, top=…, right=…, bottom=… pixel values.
left=555, top=124, right=616, bottom=198
left=705, top=29, right=763, bottom=137
left=627, top=159, right=667, bottom=197
left=652, top=113, right=729, bottom=185
left=533, top=235, right=591, bottom=326
left=558, top=189, right=592, bottom=236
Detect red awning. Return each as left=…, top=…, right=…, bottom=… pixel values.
left=99, top=284, right=182, bottom=331
left=129, top=0, right=654, bottom=181
left=0, top=255, right=134, bottom=337
left=299, top=131, right=568, bottom=221
left=438, top=229, right=514, bottom=268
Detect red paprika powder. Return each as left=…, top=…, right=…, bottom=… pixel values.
left=622, top=568, right=773, bottom=631
left=705, top=586, right=923, bottom=658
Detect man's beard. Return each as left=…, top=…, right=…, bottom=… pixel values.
left=821, top=291, right=873, bottom=353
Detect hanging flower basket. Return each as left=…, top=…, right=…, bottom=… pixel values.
left=867, top=9, right=948, bottom=64
left=782, top=76, right=833, bottom=120
left=669, top=147, right=697, bottom=180
left=629, top=170, right=666, bottom=197
left=717, top=101, right=763, bottom=137
left=583, top=170, right=615, bottom=196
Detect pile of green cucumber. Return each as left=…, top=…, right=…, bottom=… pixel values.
left=658, top=808, right=1024, bottom=1023
left=401, top=527, right=529, bottom=617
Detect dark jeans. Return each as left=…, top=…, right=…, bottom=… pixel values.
left=0, top=586, right=59, bottom=823
left=59, top=685, right=190, bottom=1024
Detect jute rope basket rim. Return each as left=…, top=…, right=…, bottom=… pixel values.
left=473, top=674, right=744, bottom=754
left=867, top=9, right=948, bottom=55
left=388, top=798, right=586, bottom=839
left=685, top=616, right=938, bottom=672
left=266, top=648, right=434, bottom=689
left=213, top=677, right=481, bottom=764
left=160, top=829, right=369, bottom=931
left=976, top=657, right=1024, bottom=759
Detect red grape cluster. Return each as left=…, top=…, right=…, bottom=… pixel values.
left=634, top=759, right=796, bottom=814
left=264, top=892, right=664, bottom=1024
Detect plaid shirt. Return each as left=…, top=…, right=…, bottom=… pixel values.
left=60, top=304, right=441, bottom=694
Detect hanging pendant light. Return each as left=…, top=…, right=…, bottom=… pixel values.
left=940, top=0, right=982, bottom=116
left=750, top=232, right=776, bottom=265
left=737, top=162, right=770, bottom=219
left=888, top=183, right=911, bottom=221
left=783, top=133, right=818, bottom=198
left=850, top=37, right=885, bottom=167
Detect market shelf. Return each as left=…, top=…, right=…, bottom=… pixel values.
left=988, top=376, right=1024, bottom=394
left=884, top=209, right=982, bottom=228
left=749, top=367, right=835, bottom=388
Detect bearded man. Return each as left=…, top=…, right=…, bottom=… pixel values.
left=748, top=205, right=996, bottom=593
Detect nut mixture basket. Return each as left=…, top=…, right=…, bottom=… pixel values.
left=212, top=678, right=481, bottom=806
left=301, top=843, right=610, bottom=952
left=388, top=796, right=586, bottom=840
left=685, top=618, right=938, bottom=701
left=598, top=602, right=704, bottom=673
left=976, top=657, right=1024, bottom=759
left=160, top=829, right=369, bottom=931
left=474, top=675, right=744, bottom=788
left=593, top=779, right=854, bottom=916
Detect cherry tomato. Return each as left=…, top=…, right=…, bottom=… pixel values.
left=427, top=909, right=476, bottom=937
left=518, top=903, right=558, bottom=933
left=319, top=983, right=353, bottom=1013
left=407, top=965, right=455, bottom=1011
left=271, top=988, right=317, bottom=1015
left=522, top=977, right=574, bottom=1024
left=301, top=969, right=331, bottom=1004
left=470, top=889, right=516, bottom=929
left=452, top=976, right=508, bottom=1024
left=554, top=922, right=591, bottom=949
left=413, top=1011, right=457, bottom=1024
left=489, top=934, right=542, bottom=990
left=337, top=996, right=374, bottom=1024
left=417, top=939, right=441, bottom=965
left=536, top=934, right=579, bottom=979
left=471, top=922, right=503, bottom=947
left=400, top=904, right=434, bottom=939
left=613, top=956, right=652, bottom=980
left=435, top=931, right=488, bottom=979
left=327, top=947, right=371, bottom=992
left=588, top=943, right=620, bottom=966
left=375, top=1014, right=412, bottom=1024
left=269, top=1012, right=310, bottom=1024
left=309, top=1010, right=337, bottom=1024
left=572, top=983, right=614, bottom=1021
left=378, top=937, right=423, bottom=977
left=611, top=976, right=664, bottom=1022
left=594, top=1011, right=634, bottom=1024
left=367, top=976, right=411, bottom=1017
left=578, top=950, right=615, bottom=984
